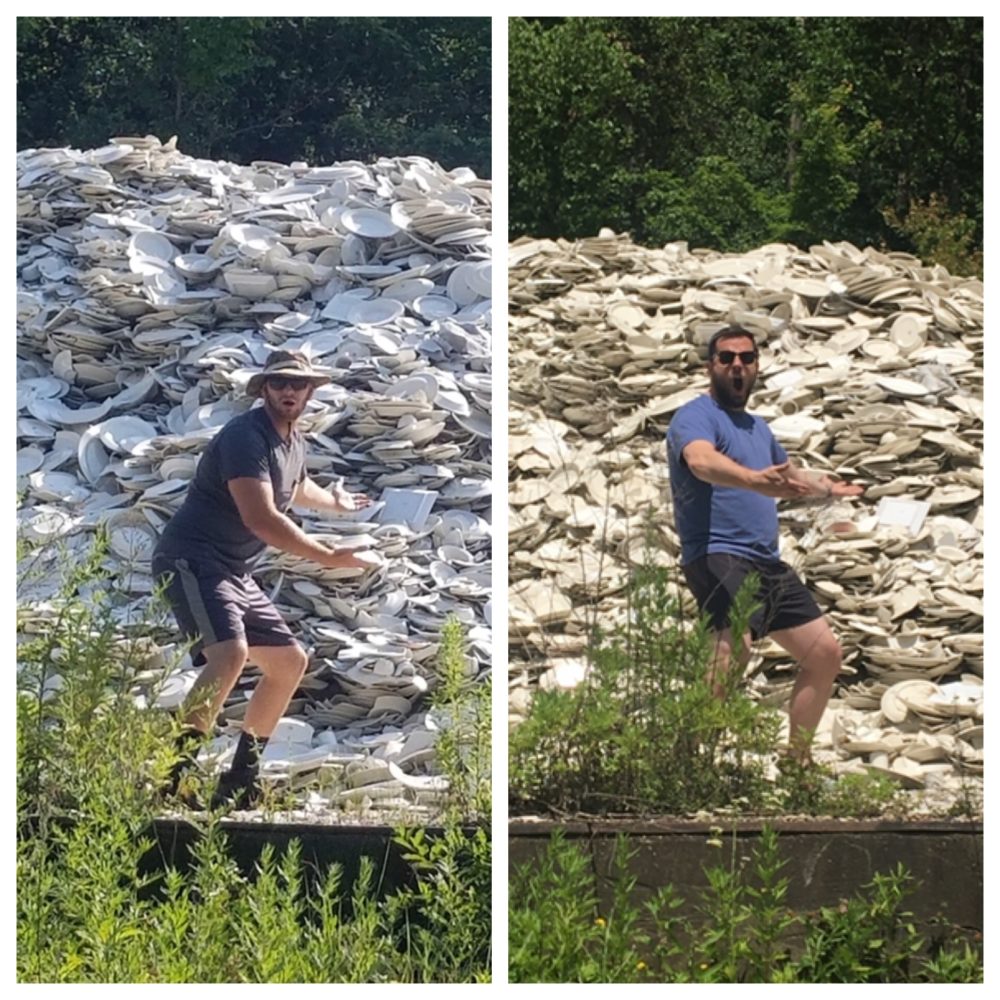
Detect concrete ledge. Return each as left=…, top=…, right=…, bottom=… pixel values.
left=143, top=820, right=466, bottom=899
left=509, top=817, right=983, bottom=931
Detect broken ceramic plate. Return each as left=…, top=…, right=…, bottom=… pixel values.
left=345, top=298, right=405, bottom=326
left=876, top=497, right=930, bottom=536
left=377, top=488, right=438, bottom=531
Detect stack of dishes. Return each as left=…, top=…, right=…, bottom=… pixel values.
left=508, top=229, right=982, bottom=812
left=16, top=136, right=492, bottom=820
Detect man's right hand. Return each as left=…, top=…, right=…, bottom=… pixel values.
left=753, top=462, right=813, bottom=498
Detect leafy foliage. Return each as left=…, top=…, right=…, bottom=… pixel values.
left=509, top=561, right=781, bottom=816
left=17, top=539, right=490, bottom=982
left=509, top=17, right=638, bottom=238
left=509, top=828, right=982, bottom=983
left=17, top=17, right=491, bottom=177
left=884, top=194, right=983, bottom=279
left=509, top=16, right=981, bottom=265
left=431, top=615, right=491, bottom=823
left=509, top=549, right=917, bottom=821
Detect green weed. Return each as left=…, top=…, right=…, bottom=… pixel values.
left=509, top=828, right=982, bottom=983
left=17, top=537, right=490, bottom=982
left=510, top=561, right=780, bottom=815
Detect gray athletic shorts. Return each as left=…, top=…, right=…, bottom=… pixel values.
left=682, top=551, right=822, bottom=640
left=152, top=553, right=297, bottom=665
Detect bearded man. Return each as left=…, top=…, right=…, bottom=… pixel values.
left=666, top=327, right=863, bottom=760
left=153, top=350, right=376, bottom=808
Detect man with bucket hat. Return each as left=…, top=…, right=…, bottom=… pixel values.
left=153, top=350, right=376, bottom=808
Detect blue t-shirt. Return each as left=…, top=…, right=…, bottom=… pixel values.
left=666, top=393, right=787, bottom=565
left=155, top=406, right=306, bottom=574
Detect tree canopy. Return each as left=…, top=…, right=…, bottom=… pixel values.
left=509, top=17, right=982, bottom=272
left=17, top=17, right=491, bottom=178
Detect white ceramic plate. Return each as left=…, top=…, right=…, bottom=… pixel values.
left=17, top=446, right=45, bottom=476
left=445, top=263, right=479, bottom=306
left=385, top=373, right=439, bottom=401
left=128, top=231, right=174, bottom=260
left=227, top=223, right=280, bottom=255
left=380, top=277, right=434, bottom=303
left=875, top=375, right=929, bottom=398
left=411, top=294, right=457, bottom=320
left=377, top=488, right=438, bottom=531
left=96, top=416, right=159, bottom=454
left=341, top=208, right=400, bottom=239
left=345, top=298, right=404, bottom=326
left=467, top=260, right=492, bottom=297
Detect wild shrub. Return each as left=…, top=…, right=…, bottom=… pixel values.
left=17, top=538, right=491, bottom=982
left=884, top=193, right=983, bottom=278
left=509, top=828, right=982, bottom=983
left=510, top=562, right=780, bottom=815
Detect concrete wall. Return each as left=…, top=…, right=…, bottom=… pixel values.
left=509, top=818, right=983, bottom=933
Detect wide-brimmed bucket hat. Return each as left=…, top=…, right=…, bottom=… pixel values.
left=246, top=350, right=332, bottom=397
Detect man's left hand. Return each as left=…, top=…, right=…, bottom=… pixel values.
left=827, top=480, right=864, bottom=498
left=332, top=484, right=373, bottom=512
left=782, top=465, right=864, bottom=499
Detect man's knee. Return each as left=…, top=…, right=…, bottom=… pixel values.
left=205, top=639, right=249, bottom=678
left=807, top=630, right=842, bottom=675
left=290, top=643, right=308, bottom=677
left=818, top=629, right=842, bottom=662
left=250, top=642, right=308, bottom=678
left=714, top=629, right=750, bottom=661
left=277, top=643, right=308, bottom=675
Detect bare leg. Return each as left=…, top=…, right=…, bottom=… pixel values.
left=181, top=638, right=248, bottom=733
left=771, top=616, right=843, bottom=760
left=241, top=644, right=309, bottom=738
left=708, top=626, right=752, bottom=697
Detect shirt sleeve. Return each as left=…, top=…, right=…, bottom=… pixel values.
left=217, top=424, right=271, bottom=483
left=667, top=402, right=716, bottom=464
left=769, top=430, right=788, bottom=465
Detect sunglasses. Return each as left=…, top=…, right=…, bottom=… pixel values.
left=714, top=350, right=758, bottom=365
left=266, top=376, right=311, bottom=391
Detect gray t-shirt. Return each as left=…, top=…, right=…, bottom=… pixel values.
left=155, top=406, right=306, bottom=574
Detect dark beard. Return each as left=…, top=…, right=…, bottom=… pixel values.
left=710, top=368, right=755, bottom=410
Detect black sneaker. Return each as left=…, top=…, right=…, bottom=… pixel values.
left=210, top=767, right=262, bottom=811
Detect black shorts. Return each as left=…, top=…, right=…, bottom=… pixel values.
left=682, top=552, right=822, bottom=640
left=152, top=553, right=297, bottom=665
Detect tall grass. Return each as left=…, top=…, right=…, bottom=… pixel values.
left=510, top=559, right=781, bottom=815
left=509, top=829, right=982, bottom=983
left=509, top=550, right=918, bottom=819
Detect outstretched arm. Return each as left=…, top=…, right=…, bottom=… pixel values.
left=228, top=478, right=374, bottom=569
left=681, top=440, right=813, bottom=499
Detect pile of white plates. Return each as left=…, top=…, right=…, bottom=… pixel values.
left=16, top=136, right=492, bottom=819
left=508, top=229, right=982, bottom=812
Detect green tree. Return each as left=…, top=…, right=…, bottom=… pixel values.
left=509, top=17, right=638, bottom=237
left=17, top=17, right=491, bottom=176
left=508, top=15, right=981, bottom=264
left=784, top=81, right=879, bottom=245
left=639, top=157, right=787, bottom=250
